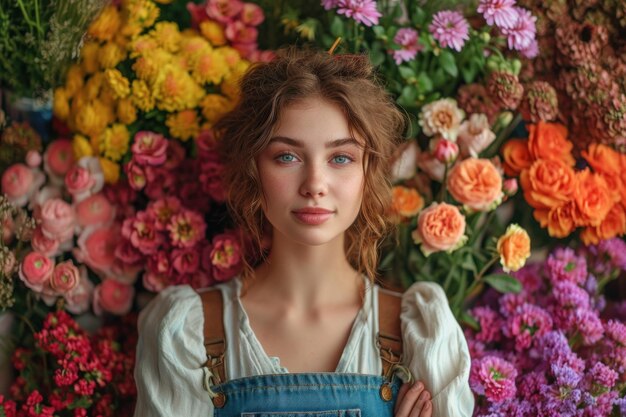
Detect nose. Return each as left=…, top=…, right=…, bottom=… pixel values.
left=299, top=163, right=328, bottom=198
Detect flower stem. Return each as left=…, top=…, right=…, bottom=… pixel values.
left=438, top=163, right=449, bottom=202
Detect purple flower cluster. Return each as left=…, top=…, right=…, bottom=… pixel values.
left=464, top=243, right=626, bottom=416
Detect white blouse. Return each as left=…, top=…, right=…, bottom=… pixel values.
left=133, top=277, right=474, bottom=417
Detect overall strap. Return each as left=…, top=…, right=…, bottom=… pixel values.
left=377, top=288, right=403, bottom=381
left=200, top=289, right=227, bottom=386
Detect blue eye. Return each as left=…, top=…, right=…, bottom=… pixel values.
left=277, top=153, right=297, bottom=163
left=332, top=155, right=352, bottom=164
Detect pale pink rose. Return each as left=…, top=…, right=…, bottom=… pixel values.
left=121, top=211, right=164, bottom=255
left=25, top=150, right=42, bottom=168
left=50, top=260, right=80, bottom=294
left=209, top=232, right=242, bottom=281
left=457, top=113, right=496, bottom=157
left=37, top=198, right=76, bottom=243
left=64, top=266, right=94, bottom=314
left=167, top=210, right=206, bottom=248
left=240, top=3, right=264, bottom=26
left=417, top=150, right=446, bottom=181
left=1, top=164, right=45, bottom=207
left=225, top=21, right=258, bottom=43
left=142, top=271, right=170, bottom=292
left=93, top=278, right=135, bottom=315
left=200, top=159, right=226, bottom=202
left=391, top=141, right=418, bottom=182
left=75, top=193, right=115, bottom=229
left=131, top=131, right=168, bottom=166
left=31, top=227, right=61, bottom=257
left=144, top=167, right=176, bottom=200
left=74, top=226, right=119, bottom=277
left=433, top=138, right=459, bottom=164
left=19, top=252, right=55, bottom=292
left=163, top=140, right=186, bottom=171
left=147, top=197, right=182, bottom=230
left=171, top=248, right=200, bottom=274
left=43, top=139, right=75, bottom=186
left=412, top=202, right=467, bottom=256
left=206, top=0, right=244, bottom=23
left=124, top=160, right=147, bottom=191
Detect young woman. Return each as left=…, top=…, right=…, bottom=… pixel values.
left=134, top=49, right=474, bottom=417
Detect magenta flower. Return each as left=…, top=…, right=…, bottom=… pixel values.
left=470, top=306, right=503, bottom=343
left=573, top=309, right=603, bottom=345
left=392, top=28, right=422, bottom=64
left=208, top=231, right=243, bottom=281
left=470, top=355, right=518, bottom=402
left=321, top=0, right=339, bottom=10
left=336, top=0, right=381, bottom=27
left=477, top=0, right=518, bottom=29
left=501, top=7, right=536, bottom=51
left=429, top=10, right=470, bottom=52
left=504, top=303, right=553, bottom=350
left=167, top=209, right=207, bottom=248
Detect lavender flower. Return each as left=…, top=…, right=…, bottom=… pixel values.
left=545, top=247, right=587, bottom=285
left=551, top=363, right=582, bottom=388
left=596, top=238, right=626, bottom=271
left=573, top=309, right=604, bottom=346
left=470, top=355, right=518, bottom=402
left=477, top=0, right=518, bottom=29
left=429, top=10, right=470, bottom=52
left=588, top=362, right=618, bottom=390
left=552, top=281, right=590, bottom=311
left=605, top=319, right=626, bottom=346
left=336, top=0, right=381, bottom=27
left=501, top=7, right=536, bottom=51
left=392, top=28, right=422, bottom=64
left=536, top=331, right=585, bottom=372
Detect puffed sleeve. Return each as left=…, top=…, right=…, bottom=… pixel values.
left=134, top=285, right=213, bottom=417
left=401, top=281, right=474, bottom=417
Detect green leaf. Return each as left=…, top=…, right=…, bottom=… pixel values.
left=330, top=16, right=344, bottom=38
left=397, top=85, right=417, bottom=108
left=439, top=50, right=458, bottom=77
left=416, top=72, right=433, bottom=93
left=372, top=25, right=385, bottom=38
left=398, top=65, right=416, bottom=79
left=460, top=310, right=480, bottom=331
left=460, top=62, right=478, bottom=84
left=460, top=253, right=477, bottom=275
left=369, top=42, right=386, bottom=66
left=483, top=274, right=522, bottom=293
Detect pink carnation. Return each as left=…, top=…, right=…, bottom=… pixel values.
left=504, top=303, right=553, bottom=350
left=207, top=232, right=243, bottom=281
left=469, top=355, right=518, bottom=402
left=206, top=0, right=244, bottom=23
left=131, top=131, right=168, bottom=166
left=147, top=197, right=183, bottom=231
left=167, top=210, right=206, bottom=248
left=122, top=211, right=164, bottom=255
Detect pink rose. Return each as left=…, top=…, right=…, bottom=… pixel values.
left=147, top=250, right=171, bottom=275
left=225, top=21, right=258, bottom=44
left=142, top=271, right=170, bottom=292
left=19, top=252, right=55, bottom=292
left=31, top=227, right=61, bottom=257
left=167, top=210, right=206, bottom=248
left=124, top=160, right=147, bottom=191
left=144, top=167, right=176, bottom=200
left=37, top=198, right=76, bottom=243
left=25, top=150, right=42, bottom=168
left=187, top=2, right=209, bottom=27
left=93, top=279, right=134, bottom=315
left=240, top=3, right=264, bottom=26
left=74, top=226, right=119, bottom=277
left=65, top=165, right=94, bottom=197
left=163, top=140, right=185, bottom=170
left=50, top=260, right=80, bottom=294
left=75, top=193, right=115, bottom=229
left=121, top=211, right=164, bottom=255
left=457, top=114, right=496, bottom=157
left=65, top=157, right=105, bottom=202
left=200, top=159, right=226, bottom=202
left=115, top=240, right=144, bottom=265
left=503, top=178, right=519, bottom=197
left=30, top=185, right=63, bottom=210
left=432, top=138, right=459, bottom=164
left=64, top=267, right=94, bottom=314
left=206, top=0, right=244, bottom=23
left=1, top=164, right=44, bottom=207
left=131, top=131, right=168, bottom=166
left=412, top=202, right=467, bottom=256
left=44, top=139, right=75, bottom=185
left=209, top=232, right=243, bottom=281
left=147, top=197, right=182, bottom=230
left=171, top=248, right=200, bottom=275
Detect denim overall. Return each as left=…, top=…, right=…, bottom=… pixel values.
left=199, top=288, right=410, bottom=417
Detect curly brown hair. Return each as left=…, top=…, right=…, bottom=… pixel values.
left=217, top=47, right=406, bottom=282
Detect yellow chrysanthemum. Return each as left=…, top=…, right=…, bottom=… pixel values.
left=166, top=110, right=200, bottom=142
left=132, top=49, right=171, bottom=83
left=81, top=41, right=100, bottom=74
left=200, top=21, right=226, bottom=46
left=200, top=94, right=234, bottom=124
left=105, top=69, right=130, bottom=99
left=191, top=49, right=229, bottom=85
left=73, top=134, right=94, bottom=159
left=215, top=46, right=242, bottom=69
left=65, top=64, right=84, bottom=98
left=53, top=88, right=70, bottom=120
left=220, top=72, right=245, bottom=100
left=131, top=79, right=155, bottom=112
left=75, top=101, right=108, bottom=138
left=98, top=82, right=117, bottom=108
left=117, top=98, right=138, bottom=125
left=88, top=6, right=121, bottom=42
left=179, top=36, right=212, bottom=59
left=125, top=0, right=159, bottom=31
left=150, top=22, right=181, bottom=53
left=129, top=35, right=159, bottom=59
left=153, top=65, right=204, bottom=112
left=120, top=21, right=143, bottom=38
left=99, top=157, right=120, bottom=184
left=98, top=42, right=126, bottom=69
left=68, top=90, right=88, bottom=130
left=100, top=124, right=131, bottom=162
left=84, top=72, right=105, bottom=101
left=94, top=99, right=116, bottom=126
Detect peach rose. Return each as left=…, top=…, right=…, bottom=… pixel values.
left=447, top=158, right=503, bottom=211
left=64, top=267, right=94, bottom=314
left=527, top=122, right=575, bottom=166
left=75, top=193, right=115, bottom=229
left=391, top=186, right=424, bottom=219
left=18, top=252, right=55, bottom=292
left=31, top=227, right=61, bottom=257
left=534, top=202, right=579, bottom=238
left=501, top=139, right=532, bottom=177
left=580, top=203, right=626, bottom=245
left=496, top=224, right=531, bottom=273
left=93, top=278, right=134, bottom=315
left=520, top=159, right=576, bottom=209
left=1, top=164, right=45, bottom=207
left=412, top=202, right=467, bottom=256
left=50, top=260, right=80, bottom=294
left=38, top=198, right=76, bottom=243
left=574, top=169, right=619, bottom=227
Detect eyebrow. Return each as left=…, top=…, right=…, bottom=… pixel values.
left=268, top=136, right=363, bottom=149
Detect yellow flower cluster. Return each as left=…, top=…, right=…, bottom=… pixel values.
left=53, top=0, right=250, bottom=183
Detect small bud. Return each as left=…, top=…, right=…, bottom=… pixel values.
left=503, top=178, right=518, bottom=196
left=433, top=138, right=459, bottom=164
left=25, top=150, right=42, bottom=167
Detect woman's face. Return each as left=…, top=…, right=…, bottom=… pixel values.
left=256, top=96, right=365, bottom=247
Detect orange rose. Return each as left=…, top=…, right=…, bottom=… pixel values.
left=447, top=158, right=503, bottom=211
left=574, top=169, right=619, bottom=227
left=527, top=122, right=575, bottom=166
left=619, top=153, right=626, bottom=205
left=582, top=143, right=621, bottom=177
left=412, top=202, right=467, bottom=256
left=390, top=186, right=424, bottom=219
left=534, top=202, right=578, bottom=238
left=520, top=159, right=576, bottom=209
left=496, top=224, right=531, bottom=273
left=501, top=139, right=532, bottom=177
left=580, top=203, right=626, bottom=245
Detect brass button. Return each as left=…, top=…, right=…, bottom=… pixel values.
left=212, top=392, right=227, bottom=408
left=379, top=383, right=393, bottom=402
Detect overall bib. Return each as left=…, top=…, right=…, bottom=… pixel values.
left=199, top=287, right=410, bottom=417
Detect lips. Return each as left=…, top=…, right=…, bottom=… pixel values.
left=292, top=207, right=335, bottom=225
